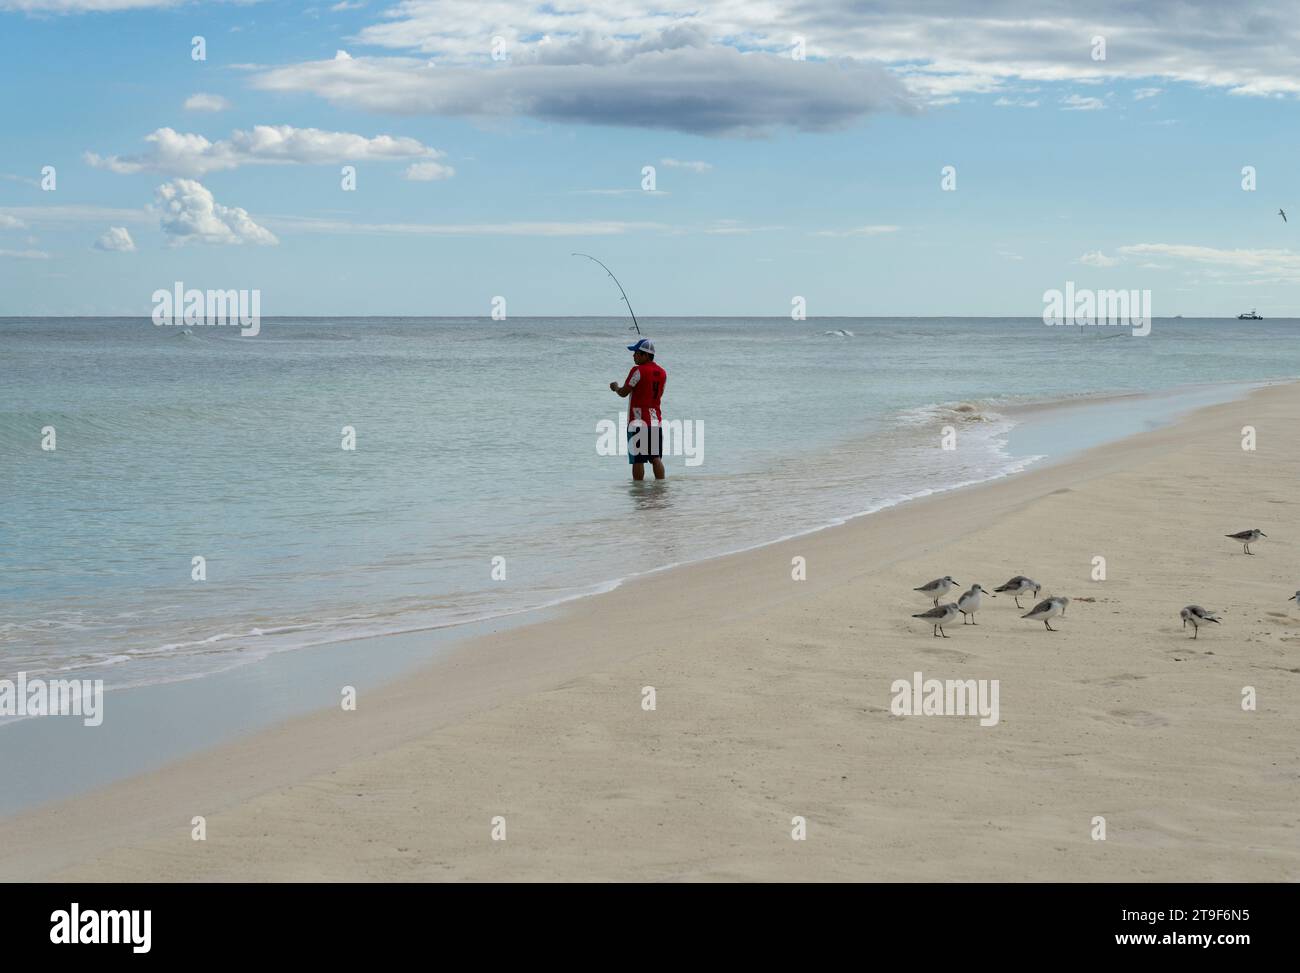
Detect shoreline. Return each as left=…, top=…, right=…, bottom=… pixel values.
left=3, top=376, right=1276, bottom=709
left=3, top=379, right=1299, bottom=880
left=0, top=379, right=1271, bottom=814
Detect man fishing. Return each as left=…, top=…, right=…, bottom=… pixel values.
left=610, top=337, right=666, bottom=481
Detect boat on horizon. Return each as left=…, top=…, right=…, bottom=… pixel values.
left=1237, top=309, right=1264, bottom=320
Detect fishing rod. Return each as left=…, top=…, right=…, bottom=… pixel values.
left=572, top=252, right=641, bottom=335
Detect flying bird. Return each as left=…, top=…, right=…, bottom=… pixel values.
left=1180, top=605, right=1221, bottom=639
left=1280, top=208, right=1288, bottom=223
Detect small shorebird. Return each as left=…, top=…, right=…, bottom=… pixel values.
left=914, top=576, right=958, bottom=606
left=1289, top=592, right=1299, bottom=606
left=1225, top=528, right=1266, bottom=555
left=1180, top=605, right=1221, bottom=639
left=1022, top=596, right=1069, bottom=631
left=994, top=575, right=1041, bottom=609
left=913, top=602, right=960, bottom=638
left=957, top=583, right=995, bottom=624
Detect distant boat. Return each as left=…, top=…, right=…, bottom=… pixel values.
left=1237, top=309, right=1264, bottom=320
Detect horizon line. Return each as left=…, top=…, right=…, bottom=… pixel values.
left=3, top=314, right=1295, bottom=321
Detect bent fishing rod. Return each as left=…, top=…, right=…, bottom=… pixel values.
left=572, top=252, right=642, bottom=335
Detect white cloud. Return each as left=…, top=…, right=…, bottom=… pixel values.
left=993, top=97, right=1040, bottom=108
left=184, top=93, right=232, bottom=113
left=1118, top=243, right=1300, bottom=281
left=153, top=179, right=278, bottom=247
left=262, top=214, right=782, bottom=237
left=702, top=219, right=781, bottom=234
left=0, top=213, right=27, bottom=229
left=20, top=1, right=1300, bottom=110
left=0, top=173, right=41, bottom=188
left=0, top=204, right=151, bottom=225
left=660, top=158, right=712, bottom=172
left=1079, top=250, right=1119, bottom=267
left=93, top=226, right=136, bottom=252
left=12, top=201, right=766, bottom=242
left=262, top=215, right=669, bottom=237
left=811, top=225, right=900, bottom=237
left=1061, top=94, right=1106, bottom=111
left=0, top=1, right=177, bottom=11
left=403, top=160, right=455, bottom=181
left=1134, top=87, right=1163, bottom=100
left=331, top=1, right=365, bottom=9
left=569, top=188, right=670, bottom=196
left=0, top=248, right=51, bottom=259
left=87, top=125, right=447, bottom=177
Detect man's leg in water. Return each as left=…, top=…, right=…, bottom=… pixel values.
left=632, top=462, right=645, bottom=481
left=651, top=458, right=665, bottom=480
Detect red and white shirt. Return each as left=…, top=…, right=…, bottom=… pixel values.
left=625, top=361, right=666, bottom=427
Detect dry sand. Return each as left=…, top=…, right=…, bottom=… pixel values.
left=4, top=382, right=1299, bottom=881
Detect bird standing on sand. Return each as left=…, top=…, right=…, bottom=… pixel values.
left=957, top=584, right=995, bottom=624
left=994, top=575, right=1041, bottom=608
left=1022, top=596, right=1069, bottom=631
left=914, top=576, right=958, bottom=606
left=913, top=602, right=960, bottom=638
left=1225, top=528, right=1266, bottom=555
left=1288, top=592, right=1299, bottom=606
left=1180, top=605, right=1221, bottom=639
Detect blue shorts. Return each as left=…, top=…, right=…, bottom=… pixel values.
left=627, top=425, right=663, bottom=464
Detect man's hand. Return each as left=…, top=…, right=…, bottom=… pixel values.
left=609, top=381, right=620, bottom=392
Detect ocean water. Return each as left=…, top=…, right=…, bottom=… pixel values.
left=2, top=316, right=1298, bottom=694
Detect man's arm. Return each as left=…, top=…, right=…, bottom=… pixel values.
left=610, top=367, right=639, bottom=397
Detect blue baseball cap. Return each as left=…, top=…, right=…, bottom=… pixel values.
left=627, top=337, right=655, bottom=354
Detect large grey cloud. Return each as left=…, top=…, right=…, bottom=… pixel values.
left=254, top=41, right=914, bottom=136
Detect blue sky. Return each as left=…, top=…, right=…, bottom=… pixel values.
left=2, top=0, right=1299, bottom=316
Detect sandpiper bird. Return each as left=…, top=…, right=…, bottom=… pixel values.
left=1225, top=528, right=1266, bottom=554
left=1180, top=605, right=1221, bottom=639
left=994, top=575, right=1041, bottom=608
left=957, top=584, right=995, bottom=624
left=1022, top=596, right=1069, bottom=631
left=1289, top=592, right=1299, bottom=606
left=914, top=576, right=958, bottom=606
left=913, top=602, right=960, bottom=638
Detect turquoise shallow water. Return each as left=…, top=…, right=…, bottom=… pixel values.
left=2, top=316, right=1298, bottom=692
